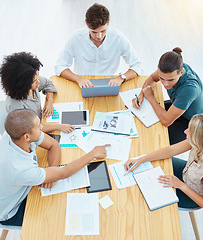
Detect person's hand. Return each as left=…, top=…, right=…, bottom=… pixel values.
left=124, top=158, right=142, bottom=172
left=142, top=86, right=154, bottom=100
left=77, top=78, right=94, bottom=88
left=57, top=124, right=75, bottom=133
left=132, top=91, right=144, bottom=109
left=158, top=175, right=184, bottom=189
left=38, top=181, right=56, bottom=189
left=92, top=144, right=111, bottom=159
left=108, top=77, right=123, bottom=86
left=42, top=100, right=54, bottom=118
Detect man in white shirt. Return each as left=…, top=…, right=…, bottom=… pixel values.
left=55, top=3, right=143, bottom=88
left=0, top=109, right=109, bottom=226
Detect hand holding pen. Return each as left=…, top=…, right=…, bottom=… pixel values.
left=134, top=94, right=140, bottom=107
left=124, top=159, right=142, bottom=176
left=132, top=92, right=144, bottom=109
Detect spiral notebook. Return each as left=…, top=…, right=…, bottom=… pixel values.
left=133, top=166, right=179, bottom=211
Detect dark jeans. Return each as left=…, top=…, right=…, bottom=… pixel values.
left=0, top=197, right=27, bottom=226
left=172, top=157, right=200, bottom=208
left=164, top=100, right=189, bottom=145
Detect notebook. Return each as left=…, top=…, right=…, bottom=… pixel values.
left=119, top=88, right=159, bottom=127
left=82, top=78, right=120, bottom=97
left=133, top=166, right=179, bottom=211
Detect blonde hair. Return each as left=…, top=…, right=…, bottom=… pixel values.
left=188, top=114, right=203, bottom=162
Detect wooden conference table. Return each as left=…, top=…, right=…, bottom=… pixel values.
left=20, top=75, right=182, bottom=240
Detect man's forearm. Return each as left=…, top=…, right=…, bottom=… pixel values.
left=124, top=69, right=138, bottom=81
left=60, top=69, right=82, bottom=83
left=47, top=141, right=61, bottom=167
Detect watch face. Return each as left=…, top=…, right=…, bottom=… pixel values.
left=121, top=74, right=126, bottom=81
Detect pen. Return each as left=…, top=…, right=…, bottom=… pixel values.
left=135, top=94, right=140, bottom=107
left=123, top=161, right=137, bottom=176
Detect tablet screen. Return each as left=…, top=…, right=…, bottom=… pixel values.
left=86, top=161, right=112, bottom=193
left=61, top=110, right=89, bottom=127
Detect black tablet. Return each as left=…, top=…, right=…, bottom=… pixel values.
left=86, top=161, right=112, bottom=193
left=61, top=110, right=89, bottom=127
left=47, top=134, right=61, bottom=142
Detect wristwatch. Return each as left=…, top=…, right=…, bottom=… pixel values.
left=119, top=73, right=127, bottom=83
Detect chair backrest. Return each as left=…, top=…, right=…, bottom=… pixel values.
left=0, top=223, right=21, bottom=231
left=178, top=207, right=201, bottom=212
left=0, top=101, right=7, bottom=135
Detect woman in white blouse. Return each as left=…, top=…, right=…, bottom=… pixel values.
left=125, top=114, right=203, bottom=208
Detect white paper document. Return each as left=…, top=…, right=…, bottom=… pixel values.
left=92, top=111, right=133, bottom=135
left=60, top=127, right=92, bottom=148
left=108, top=110, right=138, bottom=138
left=65, top=193, right=99, bottom=235
left=46, top=102, right=83, bottom=123
left=77, top=131, right=132, bottom=161
left=41, top=166, right=90, bottom=197
left=108, top=157, right=153, bottom=189
left=133, top=166, right=179, bottom=211
left=119, top=88, right=159, bottom=127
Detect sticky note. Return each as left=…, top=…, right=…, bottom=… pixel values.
left=99, top=195, right=114, bottom=209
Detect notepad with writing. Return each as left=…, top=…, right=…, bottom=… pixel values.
left=119, top=88, right=159, bottom=127
left=133, top=166, right=179, bottom=211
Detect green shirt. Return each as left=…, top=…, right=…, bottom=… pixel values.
left=167, top=63, right=203, bottom=120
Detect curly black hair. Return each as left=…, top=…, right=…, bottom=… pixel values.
left=0, top=52, right=43, bottom=100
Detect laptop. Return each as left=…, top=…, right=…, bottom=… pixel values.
left=81, top=78, right=120, bottom=97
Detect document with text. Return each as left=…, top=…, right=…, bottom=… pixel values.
left=77, top=131, right=132, bottom=161
left=41, top=166, right=90, bottom=197
left=109, top=157, right=153, bottom=189
left=65, top=193, right=99, bottom=235
left=119, top=88, right=159, bottom=127
left=46, top=102, right=83, bottom=123
left=91, top=111, right=133, bottom=135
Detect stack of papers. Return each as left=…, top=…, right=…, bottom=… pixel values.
left=119, top=88, right=159, bottom=127
left=91, top=111, right=133, bottom=135
left=41, top=166, right=90, bottom=196
left=77, top=131, right=132, bottom=161
left=60, top=126, right=91, bottom=148
left=108, top=156, right=153, bottom=189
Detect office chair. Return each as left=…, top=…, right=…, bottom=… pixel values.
left=0, top=224, right=21, bottom=240
left=178, top=207, right=201, bottom=240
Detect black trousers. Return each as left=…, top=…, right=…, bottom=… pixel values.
left=164, top=100, right=189, bottom=145
left=0, top=197, right=27, bottom=227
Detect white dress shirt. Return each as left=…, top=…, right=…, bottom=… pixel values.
left=55, top=27, right=143, bottom=76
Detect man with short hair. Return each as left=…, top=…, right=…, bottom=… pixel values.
left=0, top=109, right=109, bottom=226
left=55, top=3, right=143, bottom=88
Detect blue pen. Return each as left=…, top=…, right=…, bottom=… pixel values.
left=123, top=161, right=137, bottom=176
left=135, top=94, right=140, bottom=107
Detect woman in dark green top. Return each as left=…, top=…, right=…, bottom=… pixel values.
left=132, top=47, right=203, bottom=144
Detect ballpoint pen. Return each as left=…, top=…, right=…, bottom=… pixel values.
left=134, top=94, right=140, bottom=107
left=123, top=161, right=137, bottom=176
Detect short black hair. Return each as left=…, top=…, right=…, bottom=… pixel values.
left=0, top=52, right=43, bottom=100
left=85, top=3, right=110, bottom=29
left=5, top=109, right=37, bottom=140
